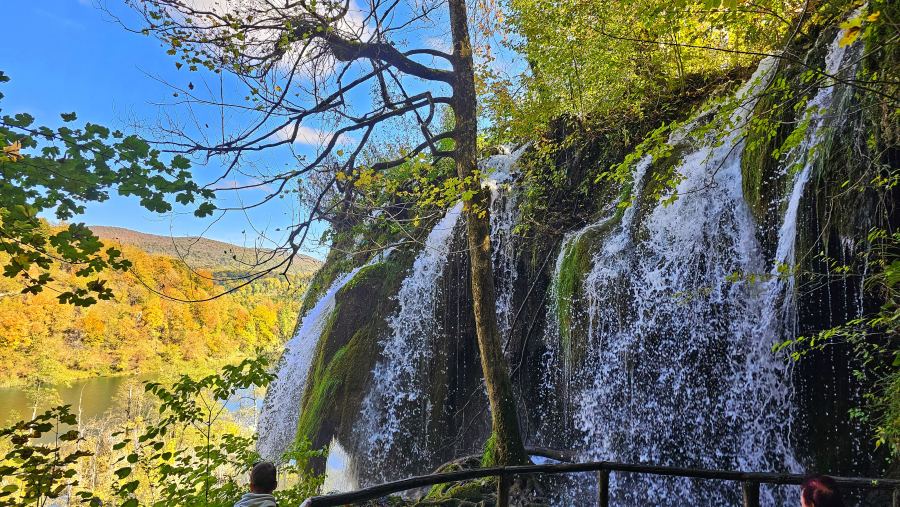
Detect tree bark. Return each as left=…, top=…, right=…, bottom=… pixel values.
left=447, top=0, right=529, bottom=466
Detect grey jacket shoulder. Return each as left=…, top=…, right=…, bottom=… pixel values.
left=233, top=493, right=278, bottom=507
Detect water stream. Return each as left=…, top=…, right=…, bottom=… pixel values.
left=359, top=202, right=465, bottom=475
left=258, top=264, right=370, bottom=461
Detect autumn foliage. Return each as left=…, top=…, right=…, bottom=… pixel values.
left=0, top=232, right=311, bottom=387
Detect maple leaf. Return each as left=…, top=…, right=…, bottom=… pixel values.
left=2, top=140, right=23, bottom=162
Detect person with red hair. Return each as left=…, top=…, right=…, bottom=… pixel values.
left=801, top=474, right=846, bottom=507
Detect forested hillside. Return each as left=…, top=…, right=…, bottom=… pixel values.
left=0, top=227, right=319, bottom=388
left=90, top=226, right=321, bottom=275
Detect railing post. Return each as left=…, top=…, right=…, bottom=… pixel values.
left=893, top=487, right=900, bottom=507
left=497, top=473, right=511, bottom=507
left=597, top=469, right=610, bottom=507
left=742, top=481, right=760, bottom=507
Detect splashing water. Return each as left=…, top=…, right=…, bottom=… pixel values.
left=484, top=146, right=527, bottom=341
left=258, top=251, right=390, bottom=462
left=322, top=438, right=358, bottom=493
left=538, top=22, right=865, bottom=503
left=359, top=202, right=465, bottom=476
left=539, top=56, right=808, bottom=505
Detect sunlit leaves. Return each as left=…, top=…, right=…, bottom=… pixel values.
left=839, top=11, right=880, bottom=47
left=0, top=73, right=212, bottom=305
left=0, top=356, right=324, bottom=506
left=0, top=406, right=97, bottom=507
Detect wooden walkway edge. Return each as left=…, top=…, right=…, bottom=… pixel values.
left=307, top=459, right=900, bottom=506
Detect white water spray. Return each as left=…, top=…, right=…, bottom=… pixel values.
left=359, top=202, right=465, bottom=472
left=258, top=249, right=393, bottom=461
left=484, top=146, right=527, bottom=341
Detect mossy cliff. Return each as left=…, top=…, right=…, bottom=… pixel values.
left=296, top=251, right=414, bottom=470
left=285, top=9, right=897, bottom=498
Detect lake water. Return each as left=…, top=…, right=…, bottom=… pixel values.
left=0, top=376, right=262, bottom=427
left=0, top=376, right=140, bottom=425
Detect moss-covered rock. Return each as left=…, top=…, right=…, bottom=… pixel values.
left=295, top=251, right=415, bottom=464
left=553, top=220, right=616, bottom=367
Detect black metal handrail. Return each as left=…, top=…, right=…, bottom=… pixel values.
left=306, top=460, right=900, bottom=507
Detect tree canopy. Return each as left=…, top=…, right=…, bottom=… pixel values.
left=0, top=72, right=213, bottom=306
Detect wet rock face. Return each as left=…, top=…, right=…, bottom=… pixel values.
left=294, top=254, right=412, bottom=473
left=263, top=15, right=895, bottom=503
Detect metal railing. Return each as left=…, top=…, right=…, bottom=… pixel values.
left=306, top=459, right=900, bottom=507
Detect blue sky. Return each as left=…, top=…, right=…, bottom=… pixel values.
left=5, top=1, right=523, bottom=259
left=4, top=0, right=327, bottom=257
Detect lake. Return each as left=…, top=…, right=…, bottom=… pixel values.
left=0, top=375, right=262, bottom=427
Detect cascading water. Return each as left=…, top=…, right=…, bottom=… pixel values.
left=538, top=22, right=864, bottom=505
left=768, top=21, right=863, bottom=334
left=538, top=159, right=650, bottom=446
left=255, top=13, right=876, bottom=504
left=258, top=267, right=367, bottom=461
left=484, top=146, right=526, bottom=340
left=258, top=248, right=394, bottom=462
left=358, top=149, right=527, bottom=482
left=359, top=202, right=464, bottom=479
left=540, top=56, right=802, bottom=505
left=322, top=438, right=357, bottom=493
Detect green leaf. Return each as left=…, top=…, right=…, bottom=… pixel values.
left=194, top=202, right=216, bottom=217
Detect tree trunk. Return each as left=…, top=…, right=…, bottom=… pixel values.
left=447, top=0, right=529, bottom=466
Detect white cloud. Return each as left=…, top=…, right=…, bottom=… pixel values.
left=277, top=125, right=356, bottom=148
left=179, top=0, right=375, bottom=78
left=424, top=36, right=452, bottom=54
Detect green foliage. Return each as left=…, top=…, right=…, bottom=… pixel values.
left=480, top=432, right=498, bottom=467
left=0, top=357, right=326, bottom=506
left=0, top=73, right=213, bottom=306
left=489, top=0, right=815, bottom=142
left=769, top=0, right=899, bottom=456
left=274, top=439, right=327, bottom=505
left=0, top=406, right=100, bottom=507
left=774, top=230, right=900, bottom=454
left=110, top=359, right=274, bottom=506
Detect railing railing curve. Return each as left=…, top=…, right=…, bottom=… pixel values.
left=306, top=459, right=900, bottom=507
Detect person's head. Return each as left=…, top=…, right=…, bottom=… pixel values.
left=249, top=461, right=277, bottom=494
left=800, top=475, right=845, bottom=507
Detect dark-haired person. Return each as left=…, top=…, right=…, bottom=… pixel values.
left=801, top=474, right=846, bottom=507
left=235, top=461, right=278, bottom=507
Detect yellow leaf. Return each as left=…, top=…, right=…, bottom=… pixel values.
left=2, top=140, right=23, bottom=162
left=866, top=11, right=880, bottom=22
left=839, top=26, right=861, bottom=47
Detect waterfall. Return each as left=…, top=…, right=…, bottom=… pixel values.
left=258, top=252, right=388, bottom=462
left=484, top=146, right=526, bottom=340
left=359, top=202, right=464, bottom=477
left=538, top=158, right=651, bottom=445
left=538, top=56, right=807, bottom=505
left=769, top=22, right=863, bottom=333
left=536, top=20, right=866, bottom=504
left=255, top=12, right=873, bottom=502
left=358, top=148, right=527, bottom=479
left=321, top=438, right=357, bottom=493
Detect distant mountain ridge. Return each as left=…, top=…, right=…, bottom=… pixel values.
left=90, top=226, right=321, bottom=276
